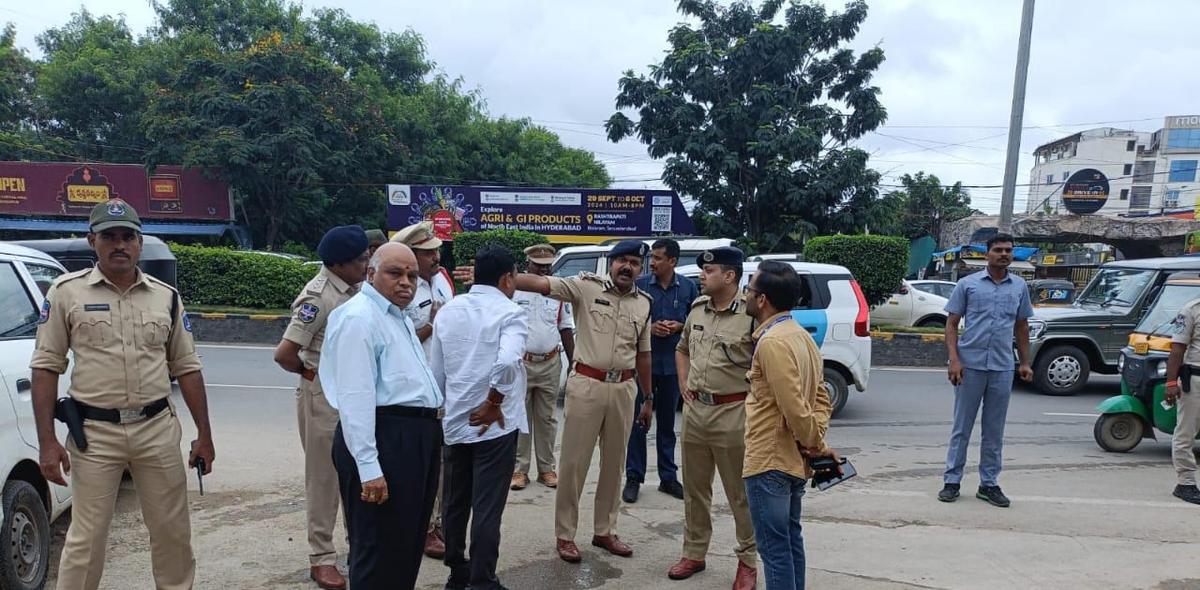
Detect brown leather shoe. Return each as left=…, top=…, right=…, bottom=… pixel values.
left=309, top=565, right=347, bottom=590
left=556, top=538, right=581, bottom=563
left=667, top=557, right=706, bottom=580
left=424, top=526, right=445, bottom=559
left=511, top=472, right=529, bottom=490
left=732, top=560, right=757, bottom=590
left=591, top=534, right=633, bottom=557
left=538, top=471, right=558, bottom=488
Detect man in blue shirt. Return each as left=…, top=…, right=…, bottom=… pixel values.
left=938, top=234, right=1035, bottom=508
left=624, top=238, right=699, bottom=502
left=321, top=242, right=444, bottom=589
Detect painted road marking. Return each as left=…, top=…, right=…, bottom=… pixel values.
left=197, top=344, right=275, bottom=351
left=849, top=488, right=1188, bottom=509
left=872, top=367, right=945, bottom=373
left=206, top=383, right=294, bottom=390
left=1044, top=412, right=1100, bottom=418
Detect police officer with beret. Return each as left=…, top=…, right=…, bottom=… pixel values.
left=365, top=229, right=387, bottom=258
left=30, top=199, right=215, bottom=590
left=274, top=225, right=370, bottom=590
left=514, top=239, right=653, bottom=563
left=668, top=246, right=758, bottom=589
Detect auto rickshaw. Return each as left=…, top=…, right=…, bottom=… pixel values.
left=1027, top=278, right=1076, bottom=306
left=1094, top=272, right=1200, bottom=452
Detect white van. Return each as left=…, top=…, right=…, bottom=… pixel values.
left=551, top=238, right=734, bottom=278
left=677, top=260, right=872, bottom=417
left=0, top=243, right=72, bottom=590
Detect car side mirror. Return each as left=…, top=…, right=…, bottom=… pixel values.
left=899, top=286, right=909, bottom=295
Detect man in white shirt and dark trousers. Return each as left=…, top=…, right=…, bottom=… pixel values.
left=511, top=244, right=575, bottom=491
left=321, top=242, right=444, bottom=589
left=430, top=245, right=530, bottom=590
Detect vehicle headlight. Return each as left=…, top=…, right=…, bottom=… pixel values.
left=1028, top=319, right=1046, bottom=340
left=1117, top=355, right=1125, bottom=371
left=1157, top=362, right=1168, bottom=378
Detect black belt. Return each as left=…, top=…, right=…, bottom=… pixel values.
left=77, top=398, right=169, bottom=425
left=376, top=405, right=440, bottom=420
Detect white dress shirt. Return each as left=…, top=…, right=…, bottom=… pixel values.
left=429, top=285, right=529, bottom=445
left=321, top=283, right=443, bottom=481
left=405, top=270, right=455, bottom=358
left=513, top=290, right=574, bottom=355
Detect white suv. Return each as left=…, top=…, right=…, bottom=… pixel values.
left=551, top=238, right=734, bottom=278
left=677, top=260, right=872, bottom=417
left=0, top=243, right=72, bottom=590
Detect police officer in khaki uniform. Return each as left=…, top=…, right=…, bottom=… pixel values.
left=1164, top=299, right=1200, bottom=505
left=514, top=240, right=653, bottom=563
left=273, top=225, right=369, bottom=590
left=668, top=246, right=758, bottom=589
left=30, top=199, right=214, bottom=590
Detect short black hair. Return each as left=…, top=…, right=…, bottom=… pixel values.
left=986, top=233, right=1016, bottom=251
left=718, top=264, right=743, bottom=283
left=753, top=261, right=801, bottom=311
left=474, top=245, right=517, bottom=287
left=652, top=238, right=680, bottom=261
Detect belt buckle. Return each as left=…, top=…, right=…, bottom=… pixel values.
left=605, top=370, right=622, bottom=383
left=118, top=408, right=145, bottom=424
left=697, top=392, right=715, bottom=405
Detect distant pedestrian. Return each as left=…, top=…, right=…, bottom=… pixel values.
left=938, top=234, right=1034, bottom=507
left=1163, top=299, right=1200, bottom=505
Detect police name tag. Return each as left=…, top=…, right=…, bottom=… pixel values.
left=419, top=299, right=433, bottom=309
left=593, top=299, right=611, bottom=306
left=84, top=304, right=111, bottom=312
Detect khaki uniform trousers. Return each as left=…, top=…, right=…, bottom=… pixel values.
left=297, top=377, right=342, bottom=566
left=57, top=409, right=194, bottom=590
left=515, top=356, right=563, bottom=475
left=1174, top=378, right=1200, bottom=486
left=554, top=372, right=636, bottom=540
left=681, top=400, right=757, bottom=566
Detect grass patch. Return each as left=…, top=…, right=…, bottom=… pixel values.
left=189, top=304, right=290, bottom=316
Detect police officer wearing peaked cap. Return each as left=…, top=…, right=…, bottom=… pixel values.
left=31, top=198, right=215, bottom=590
left=274, top=225, right=370, bottom=590
left=513, top=239, right=654, bottom=563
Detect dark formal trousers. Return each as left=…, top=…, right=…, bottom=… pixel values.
left=626, top=373, right=681, bottom=483
left=332, top=411, right=442, bottom=590
left=442, top=431, right=519, bottom=590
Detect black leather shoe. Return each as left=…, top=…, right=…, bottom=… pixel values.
left=622, top=480, right=640, bottom=503
left=1174, top=484, right=1200, bottom=505
left=658, top=480, right=684, bottom=500
left=976, top=485, right=1011, bottom=508
left=937, top=483, right=960, bottom=503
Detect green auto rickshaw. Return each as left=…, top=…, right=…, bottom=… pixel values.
left=1094, top=272, right=1200, bottom=452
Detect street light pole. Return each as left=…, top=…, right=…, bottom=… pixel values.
left=999, top=0, right=1036, bottom=233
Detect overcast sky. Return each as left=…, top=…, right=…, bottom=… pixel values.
left=5, top=0, right=1199, bottom=213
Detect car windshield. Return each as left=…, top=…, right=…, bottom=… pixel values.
left=1136, top=284, right=1200, bottom=336
left=1075, top=269, right=1154, bottom=307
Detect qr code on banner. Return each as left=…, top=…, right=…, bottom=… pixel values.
left=652, top=207, right=672, bottom=232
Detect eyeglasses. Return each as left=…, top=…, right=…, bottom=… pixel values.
left=743, top=285, right=761, bottom=296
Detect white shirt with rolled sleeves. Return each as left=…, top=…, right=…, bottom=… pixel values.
left=429, top=285, right=529, bottom=445
left=513, top=290, right=574, bottom=355
left=405, top=271, right=455, bottom=358
left=320, top=283, right=443, bottom=482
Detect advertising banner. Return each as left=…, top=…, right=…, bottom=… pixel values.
left=386, top=185, right=694, bottom=243
left=0, top=161, right=233, bottom=221
left=1061, top=169, right=1110, bottom=215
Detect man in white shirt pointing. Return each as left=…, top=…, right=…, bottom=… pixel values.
left=430, top=245, right=529, bottom=590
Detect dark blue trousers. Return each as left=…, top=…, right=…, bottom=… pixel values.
left=625, top=374, right=681, bottom=484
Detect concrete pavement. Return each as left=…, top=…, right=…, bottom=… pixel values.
left=44, top=346, right=1200, bottom=589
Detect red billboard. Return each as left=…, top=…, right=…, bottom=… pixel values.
left=0, top=162, right=232, bottom=221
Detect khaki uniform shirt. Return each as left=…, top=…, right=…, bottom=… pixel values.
left=677, top=294, right=754, bottom=394
left=281, top=266, right=359, bottom=371
left=1171, top=299, right=1200, bottom=365
left=546, top=273, right=651, bottom=370
left=744, top=312, right=831, bottom=479
left=30, top=267, right=202, bottom=409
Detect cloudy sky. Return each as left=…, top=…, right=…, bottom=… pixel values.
left=5, top=0, right=1199, bottom=213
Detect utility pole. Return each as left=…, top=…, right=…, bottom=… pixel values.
left=998, top=0, right=1035, bottom=233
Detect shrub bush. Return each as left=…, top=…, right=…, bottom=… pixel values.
left=171, top=244, right=319, bottom=309
left=451, top=229, right=549, bottom=267
left=803, top=235, right=908, bottom=307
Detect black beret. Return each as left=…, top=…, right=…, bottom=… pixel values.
left=318, top=225, right=369, bottom=265
left=609, top=240, right=649, bottom=259
left=696, top=246, right=744, bottom=268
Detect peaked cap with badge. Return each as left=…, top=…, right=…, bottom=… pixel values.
left=524, top=243, right=557, bottom=265
left=89, top=199, right=142, bottom=233
left=390, top=221, right=443, bottom=250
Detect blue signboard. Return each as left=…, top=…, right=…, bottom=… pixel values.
left=386, top=185, right=694, bottom=243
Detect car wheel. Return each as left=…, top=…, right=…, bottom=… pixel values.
left=0, top=480, right=50, bottom=590
left=823, top=367, right=849, bottom=418
left=916, top=317, right=946, bottom=328
left=1034, top=345, right=1090, bottom=396
left=1093, top=413, right=1144, bottom=453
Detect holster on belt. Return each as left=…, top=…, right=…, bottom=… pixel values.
left=54, top=397, right=88, bottom=452
left=1182, top=365, right=1192, bottom=393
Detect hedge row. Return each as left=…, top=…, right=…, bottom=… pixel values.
left=450, top=229, right=548, bottom=267
left=171, top=244, right=319, bottom=309
left=803, top=235, right=908, bottom=307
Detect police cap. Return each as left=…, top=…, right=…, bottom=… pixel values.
left=696, top=246, right=744, bottom=268
left=318, top=225, right=369, bottom=265
left=608, top=240, right=649, bottom=260
left=364, top=229, right=387, bottom=246
left=524, top=243, right=557, bottom=265
left=89, top=199, right=141, bottom=233
left=390, top=221, right=443, bottom=250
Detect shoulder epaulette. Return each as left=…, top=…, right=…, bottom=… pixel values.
left=55, top=268, right=91, bottom=286
left=578, top=272, right=604, bottom=283
left=691, top=295, right=711, bottom=309
left=143, top=273, right=180, bottom=295
left=306, top=275, right=329, bottom=295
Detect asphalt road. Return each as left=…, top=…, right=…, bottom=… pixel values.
left=44, top=345, right=1200, bottom=590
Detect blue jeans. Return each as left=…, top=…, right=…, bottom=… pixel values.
left=625, top=374, right=680, bottom=483
left=745, top=470, right=807, bottom=590
left=944, top=368, right=1013, bottom=487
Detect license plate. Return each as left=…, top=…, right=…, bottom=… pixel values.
left=1133, top=342, right=1149, bottom=355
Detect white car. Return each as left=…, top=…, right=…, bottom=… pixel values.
left=0, top=243, right=72, bottom=590
left=551, top=238, right=734, bottom=278
left=676, top=260, right=872, bottom=417
left=909, top=279, right=958, bottom=300
left=870, top=280, right=951, bottom=328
